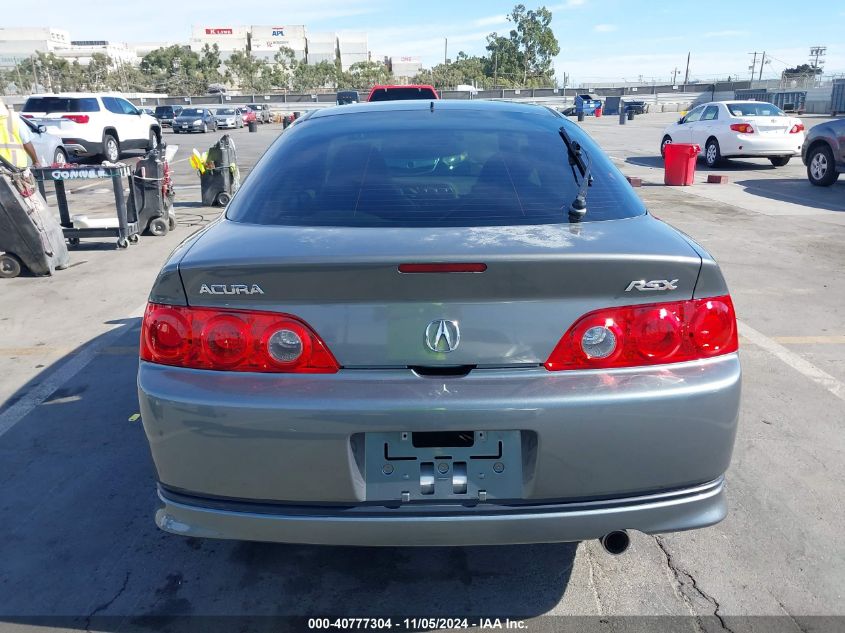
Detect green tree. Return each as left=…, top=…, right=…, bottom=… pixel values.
left=140, top=45, right=206, bottom=94
left=341, top=61, right=392, bottom=88
left=485, top=4, right=559, bottom=86
left=226, top=50, right=271, bottom=93
left=291, top=60, right=338, bottom=91
left=783, top=63, right=823, bottom=77
left=267, top=47, right=298, bottom=90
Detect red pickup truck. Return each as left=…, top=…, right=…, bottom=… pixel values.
left=366, top=85, right=439, bottom=102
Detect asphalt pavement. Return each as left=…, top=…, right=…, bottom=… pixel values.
left=0, top=111, right=843, bottom=632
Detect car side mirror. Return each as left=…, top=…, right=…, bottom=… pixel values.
left=37, top=124, right=47, bottom=133
left=678, top=117, right=685, bottom=124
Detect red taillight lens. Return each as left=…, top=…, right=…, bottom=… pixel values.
left=544, top=296, right=738, bottom=371
left=21, top=114, right=34, bottom=119
left=730, top=123, right=754, bottom=134
left=789, top=123, right=805, bottom=134
left=62, top=114, right=89, bottom=124
left=140, top=304, right=339, bottom=373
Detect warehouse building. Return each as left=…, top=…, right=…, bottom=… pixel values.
left=188, top=26, right=249, bottom=62
left=391, top=56, right=423, bottom=82
left=250, top=25, right=307, bottom=63
left=306, top=32, right=337, bottom=65
left=338, top=32, right=368, bottom=71
left=0, top=27, right=71, bottom=68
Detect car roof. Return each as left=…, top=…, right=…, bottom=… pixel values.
left=27, top=92, right=124, bottom=98
left=309, top=99, right=558, bottom=120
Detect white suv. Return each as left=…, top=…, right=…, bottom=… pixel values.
left=21, top=93, right=162, bottom=162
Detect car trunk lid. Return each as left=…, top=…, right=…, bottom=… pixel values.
left=176, top=216, right=702, bottom=368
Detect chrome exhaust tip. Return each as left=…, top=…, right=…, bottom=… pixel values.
left=600, top=530, right=630, bottom=555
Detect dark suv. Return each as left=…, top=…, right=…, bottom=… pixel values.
left=803, top=118, right=845, bottom=186
left=155, top=105, right=183, bottom=128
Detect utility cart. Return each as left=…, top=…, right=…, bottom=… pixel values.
left=31, top=164, right=139, bottom=249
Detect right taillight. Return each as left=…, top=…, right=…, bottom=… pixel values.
left=140, top=303, right=339, bottom=373
left=544, top=296, right=738, bottom=371
left=62, top=114, right=89, bottom=124
left=730, top=123, right=754, bottom=134
left=789, top=123, right=805, bottom=134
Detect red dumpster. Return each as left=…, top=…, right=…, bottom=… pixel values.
left=664, top=143, right=700, bottom=186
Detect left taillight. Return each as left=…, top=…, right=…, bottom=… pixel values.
left=544, top=296, right=738, bottom=371
left=789, top=123, right=805, bottom=134
left=62, top=114, right=89, bottom=124
left=730, top=123, right=754, bottom=134
left=140, top=303, right=340, bottom=373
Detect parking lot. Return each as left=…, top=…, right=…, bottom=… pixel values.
left=1, top=110, right=843, bottom=631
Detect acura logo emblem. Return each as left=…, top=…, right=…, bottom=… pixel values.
left=425, top=320, right=460, bottom=353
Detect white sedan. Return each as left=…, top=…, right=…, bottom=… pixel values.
left=661, top=100, right=805, bottom=168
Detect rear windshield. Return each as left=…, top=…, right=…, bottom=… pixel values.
left=155, top=106, right=175, bottom=115
left=23, top=97, right=99, bottom=113
left=369, top=87, right=438, bottom=101
left=727, top=102, right=785, bottom=117
left=217, top=108, right=236, bottom=115
left=226, top=108, right=645, bottom=227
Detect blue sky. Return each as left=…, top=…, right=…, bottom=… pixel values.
left=6, top=0, right=845, bottom=83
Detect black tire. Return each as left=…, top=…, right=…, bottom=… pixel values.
left=103, top=134, right=120, bottom=162
left=807, top=144, right=839, bottom=186
left=53, top=147, right=68, bottom=165
left=769, top=156, right=790, bottom=167
left=148, top=129, right=160, bottom=151
left=172, top=129, right=179, bottom=134
left=68, top=237, right=80, bottom=246
left=660, top=135, right=672, bottom=158
left=147, top=217, right=169, bottom=236
left=704, top=138, right=722, bottom=168
left=0, top=253, right=22, bottom=279
left=216, top=192, right=231, bottom=206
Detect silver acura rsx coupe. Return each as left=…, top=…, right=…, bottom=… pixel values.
left=138, top=100, right=740, bottom=551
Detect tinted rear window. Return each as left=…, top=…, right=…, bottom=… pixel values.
left=155, top=106, right=174, bottom=115
left=23, top=97, right=99, bottom=113
left=727, top=102, right=785, bottom=116
left=226, top=108, right=644, bottom=227
left=369, top=87, right=438, bottom=101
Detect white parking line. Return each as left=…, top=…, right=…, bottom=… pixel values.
left=0, top=302, right=148, bottom=440
left=739, top=320, right=845, bottom=402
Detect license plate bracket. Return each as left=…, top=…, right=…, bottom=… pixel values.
left=364, top=430, right=522, bottom=502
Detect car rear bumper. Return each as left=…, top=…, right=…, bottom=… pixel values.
left=720, top=134, right=804, bottom=157
left=138, top=353, right=740, bottom=545
left=155, top=477, right=726, bottom=546
left=61, top=139, right=102, bottom=157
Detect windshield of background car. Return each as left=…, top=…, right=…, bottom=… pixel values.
left=217, top=109, right=236, bottom=115
left=180, top=109, right=204, bottom=117
left=728, top=103, right=786, bottom=117
left=226, top=108, right=645, bottom=227
left=369, top=87, right=438, bottom=101
left=22, top=97, right=99, bottom=113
